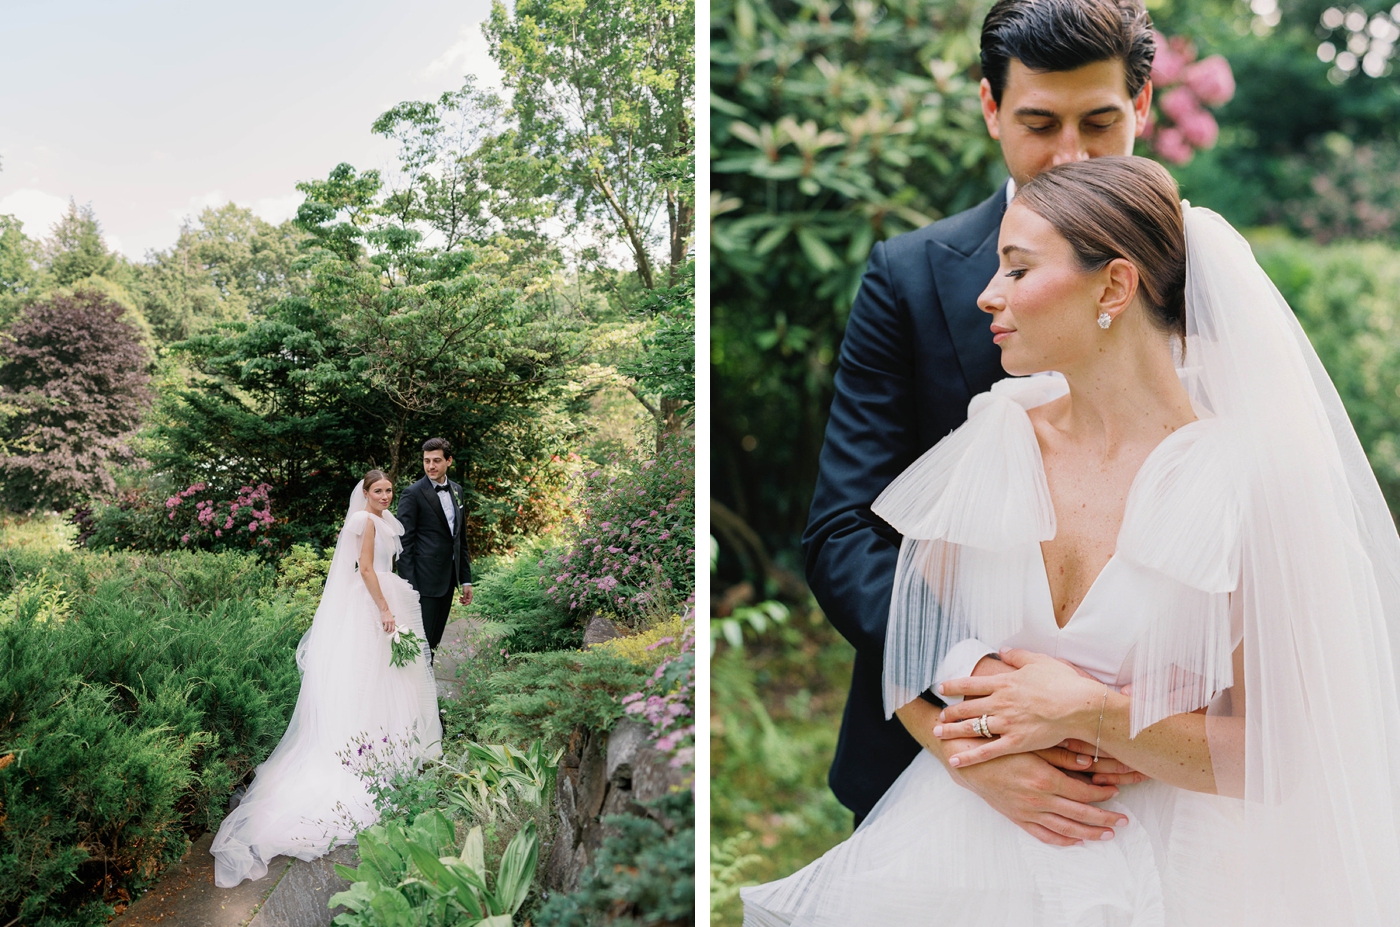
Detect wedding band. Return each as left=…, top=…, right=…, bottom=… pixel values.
left=975, top=714, right=993, bottom=738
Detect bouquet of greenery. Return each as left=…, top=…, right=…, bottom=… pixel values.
left=389, top=627, right=425, bottom=667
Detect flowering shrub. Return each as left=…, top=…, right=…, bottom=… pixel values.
left=620, top=614, right=695, bottom=771
left=544, top=433, right=694, bottom=624
left=84, top=479, right=285, bottom=555
left=1142, top=32, right=1236, bottom=165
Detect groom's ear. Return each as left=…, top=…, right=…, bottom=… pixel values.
left=979, top=78, right=1002, bottom=140
left=1132, top=80, right=1153, bottom=138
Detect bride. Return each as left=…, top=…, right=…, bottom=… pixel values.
left=743, top=156, right=1400, bottom=924
left=211, top=470, right=442, bottom=887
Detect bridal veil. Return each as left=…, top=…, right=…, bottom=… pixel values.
left=875, top=204, right=1400, bottom=921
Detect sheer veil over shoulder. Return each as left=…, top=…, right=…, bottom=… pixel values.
left=744, top=204, right=1400, bottom=925
left=211, top=483, right=441, bottom=888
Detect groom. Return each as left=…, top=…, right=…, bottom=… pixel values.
left=397, top=437, right=474, bottom=658
left=805, top=0, right=1155, bottom=840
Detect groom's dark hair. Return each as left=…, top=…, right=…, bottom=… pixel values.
left=981, top=0, right=1155, bottom=104
left=422, top=437, right=452, bottom=458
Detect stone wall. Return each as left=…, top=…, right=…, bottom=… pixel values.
left=545, top=718, right=689, bottom=891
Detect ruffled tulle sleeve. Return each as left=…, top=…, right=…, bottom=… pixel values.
left=872, top=377, right=1062, bottom=715
left=1115, top=417, right=1244, bottom=734
left=344, top=510, right=373, bottom=537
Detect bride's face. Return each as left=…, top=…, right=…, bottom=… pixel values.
left=366, top=479, right=393, bottom=512
left=977, top=203, right=1107, bottom=376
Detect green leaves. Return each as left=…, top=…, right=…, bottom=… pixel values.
left=331, top=810, right=541, bottom=926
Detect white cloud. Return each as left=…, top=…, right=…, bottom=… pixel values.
left=170, top=189, right=230, bottom=222
left=251, top=192, right=304, bottom=225
left=0, top=188, right=69, bottom=237
left=420, top=24, right=503, bottom=88
left=105, top=233, right=125, bottom=256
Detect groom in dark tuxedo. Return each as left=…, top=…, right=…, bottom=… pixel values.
left=805, top=0, right=1156, bottom=841
left=397, top=437, right=473, bottom=657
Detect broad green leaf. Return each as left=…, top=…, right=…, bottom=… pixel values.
left=460, top=824, right=486, bottom=873
left=496, top=819, right=539, bottom=914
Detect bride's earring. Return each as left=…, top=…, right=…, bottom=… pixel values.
left=1097, top=311, right=1113, bottom=330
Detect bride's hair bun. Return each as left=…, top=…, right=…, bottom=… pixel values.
left=1016, top=155, right=1186, bottom=337
left=362, top=469, right=390, bottom=492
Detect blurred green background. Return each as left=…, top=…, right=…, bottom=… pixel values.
left=709, top=0, right=1400, bottom=921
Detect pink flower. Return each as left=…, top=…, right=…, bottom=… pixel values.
left=1177, top=109, right=1219, bottom=149
left=1153, top=127, right=1194, bottom=165
left=1150, top=30, right=1188, bottom=85
left=215, top=529, right=223, bottom=537
left=1185, top=55, right=1235, bottom=108
left=181, top=534, right=191, bottom=544
left=1159, top=86, right=1203, bottom=125
left=249, top=522, right=258, bottom=532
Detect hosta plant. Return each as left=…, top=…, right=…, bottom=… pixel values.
left=330, top=811, right=538, bottom=927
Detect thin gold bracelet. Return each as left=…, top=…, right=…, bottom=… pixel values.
left=1093, top=683, right=1109, bottom=763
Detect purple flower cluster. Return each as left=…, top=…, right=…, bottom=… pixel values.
left=544, top=434, right=694, bottom=622
left=164, top=482, right=276, bottom=549
left=1142, top=32, right=1236, bottom=165
left=620, top=615, right=695, bottom=771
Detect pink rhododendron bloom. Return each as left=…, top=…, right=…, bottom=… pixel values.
left=1151, top=31, right=1188, bottom=85
left=215, top=529, right=223, bottom=537
left=1159, top=86, right=1203, bottom=125
left=1185, top=55, right=1235, bottom=107
left=1177, top=108, right=1219, bottom=148
left=1154, top=127, right=1194, bottom=165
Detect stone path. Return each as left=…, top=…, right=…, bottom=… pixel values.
left=110, top=619, right=478, bottom=927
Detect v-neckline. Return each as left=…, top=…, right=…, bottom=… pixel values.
left=1028, top=408, right=1207, bottom=631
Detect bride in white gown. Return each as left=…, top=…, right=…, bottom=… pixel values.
left=744, top=157, right=1400, bottom=925
left=211, top=470, right=442, bottom=887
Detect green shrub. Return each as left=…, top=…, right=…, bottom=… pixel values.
left=463, top=539, right=580, bottom=655
left=0, top=549, right=300, bottom=926
left=482, top=650, right=650, bottom=747
left=534, top=791, right=694, bottom=927
left=1248, top=232, right=1400, bottom=516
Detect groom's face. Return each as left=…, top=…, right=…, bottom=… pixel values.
left=980, top=58, right=1152, bottom=188
left=423, top=450, right=450, bottom=483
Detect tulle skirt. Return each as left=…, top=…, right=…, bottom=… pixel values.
left=742, top=751, right=1244, bottom=927
left=211, top=572, right=441, bottom=887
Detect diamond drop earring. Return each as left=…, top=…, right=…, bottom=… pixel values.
left=1097, top=312, right=1112, bottom=330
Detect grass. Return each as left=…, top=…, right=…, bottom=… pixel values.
left=709, top=606, right=856, bottom=925
left=0, top=512, right=77, bottom=551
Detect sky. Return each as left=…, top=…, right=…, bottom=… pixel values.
left=0, top=0, right=504, bottom=257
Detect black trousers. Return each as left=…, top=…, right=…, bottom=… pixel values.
left=419, top=592, right=453, bottom=651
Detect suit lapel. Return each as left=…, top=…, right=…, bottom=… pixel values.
left=423, top=478, right=452, bottom=534
left=927, top=186, right=1008, bottom=396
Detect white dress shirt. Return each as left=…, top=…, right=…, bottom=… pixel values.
left=431, top=479, right=471, bottom=588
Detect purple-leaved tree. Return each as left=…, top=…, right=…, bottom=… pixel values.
left=0, top=290, right=152, bottom=513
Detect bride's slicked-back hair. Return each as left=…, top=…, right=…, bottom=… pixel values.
left=362, top=469, right=390, bottom=492
left=1015, top=155, right=1186, bottom=337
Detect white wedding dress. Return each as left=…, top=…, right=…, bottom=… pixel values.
left=744, top=375, right=1245, bottom=926
left=745, top=206, right=1400, bottom=924
left=211, top=492, right=441, bottom=887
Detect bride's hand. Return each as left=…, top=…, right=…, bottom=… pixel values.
left=934, top=649, right=1106, bottom=769
left=379, top=607, right=396, bottom=634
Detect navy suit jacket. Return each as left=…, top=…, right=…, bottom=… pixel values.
left=803, top=184, right=1011, bottom=819
left=397, top=476, right=473, bottom=598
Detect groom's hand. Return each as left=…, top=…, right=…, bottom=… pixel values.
left=459, top=586, right=473, bottom=606
left=898, top=697, right=1125, bottom=846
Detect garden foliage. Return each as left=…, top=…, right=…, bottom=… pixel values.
left=462, top=539, right=580, bottom=655
left=0, top=548, right=300, bottom=927
left=480, top=649, right=650, bottom=748
left=544, top=433, right=695, bottom=624
left=534, top=790, right=695, bottom=927
left=711, top=0, right=1004, bottom=550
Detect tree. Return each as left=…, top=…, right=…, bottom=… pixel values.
left=0, top=214, right=40, bottom=325
left=44, top=200, right=119, bottom=287
left=133, top=203, right=310, bottom=343
left=486, top=0, right=695, bottom=290
left=0, top=291, right=152, bottom=512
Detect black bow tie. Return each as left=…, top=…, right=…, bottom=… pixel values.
left=434, top=484, right=451, bottom=492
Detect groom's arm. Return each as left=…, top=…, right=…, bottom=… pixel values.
left=803, top=240, right=920, bottom=660
left=396, top=489, right=419, bottom=589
